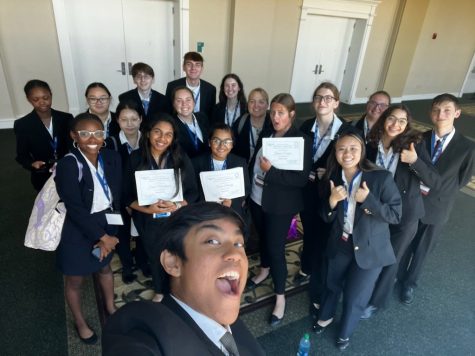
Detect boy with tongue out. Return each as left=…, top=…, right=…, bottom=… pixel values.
left=103, top=202, right=265, bottom=355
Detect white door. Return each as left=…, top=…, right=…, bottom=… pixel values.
left=63, top=0, right=174, bottom=110
left=291, top=15, right=355, bottom=103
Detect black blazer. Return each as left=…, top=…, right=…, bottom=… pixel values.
left=14, top=109, right=73, bottom=190
left=299, top=117, right=351, bottom=210
left=420, top=130, right=475, bottom=225
left=252, top=125, right=312, bottom=215
left=231, top=113, right=273, bottom=164
left=166, top=78, right=217, bottom=119
left=118, top=88, right=171, bottom=125
left=366, top=142, right=441, bottom=224
left=192, top=153, right=250, bottom=218
left=102, top=295, right=265, bottom=356
left=123, top=148, right=199, bottom=236
left=55, top=148, right=122, bottom=243
left=173, top=113, right=210, bottom=159
left=320, top=169, right=402, bottom=269
left=211, top=101, right=247, bottom=127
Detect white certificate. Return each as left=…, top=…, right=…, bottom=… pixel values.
left=262, top=137, right=304, bottom=170
left=199, top=167, right=245, bottom=202
left=135, top=169, right=183, bottom=206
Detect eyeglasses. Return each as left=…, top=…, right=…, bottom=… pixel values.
left=210, top=138, right=233, bottom=147
left=314, top=95, right=336, bottom=103
left=386, top=116, right=408, bottom=126
left=135, top=74, right=152, bottom=81
left=77, top=130, right=105, bottom=139
left=87, top=97, right=110, bottom=104
left=368, top=100, right=389, bottom=110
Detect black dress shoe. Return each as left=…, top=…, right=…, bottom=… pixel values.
left=360, top=305, right=378, bottom=320
left=336, top=337, right=350, bottom=351
left=312, top=322, right=327, bottom=334
left=75, top=326, right=98, bottom=345
left=401, top=286, right=414, bottom=305
left=293, top=271, right=310, bottom=285
left=121, top=271, right=137, bottom=284
left=269, top=313, right=283, bottom=327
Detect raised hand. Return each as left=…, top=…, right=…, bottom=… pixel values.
left=329, top=180, right=347, bottom=209
left=355, top=181, right=370, bottom=203
left=400, top=142, right=418, bottom=164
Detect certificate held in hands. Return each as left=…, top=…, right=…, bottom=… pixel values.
left=262, top=137, right=304, bottom=170
left=199, top=167, right=246, bottom=202
left=135, top=169, right=183, bottom=206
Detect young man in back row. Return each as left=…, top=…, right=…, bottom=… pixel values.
left=398, top=93, right=475, bottom=304
left=166, top=51, right=217, bottom=119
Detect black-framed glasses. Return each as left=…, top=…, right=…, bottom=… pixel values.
left=368, top=100, right=389, bottom=110
left=210, top=138, right=233, bottom=147
left=87, top=97, right=110, bottom=104
left=386, top=116, right=408, bottom=126
left=314, top=95, right=336, bottom=103
left=77, top=130, right=105, bottom=139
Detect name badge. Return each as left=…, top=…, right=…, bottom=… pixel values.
left=308, top=171, right=316, bottom=182
left=419, top=182, right=430, bottom=196
left=105, top=212, right=124, bottom=225
left=254, top=174, right=265, bottom=187
left=153, top=212, right=171, bottom=219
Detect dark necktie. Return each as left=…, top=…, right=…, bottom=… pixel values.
left=431, top=139, right=442, bottom=163
left=220, top=332, right=240, bottom=356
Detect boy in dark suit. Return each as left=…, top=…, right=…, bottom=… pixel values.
left=102, top=202, right=265, bottom=356
left=166, top=52, right=217, bottom=119
left=118, top=62, right=171, bottom=125
left=398, top=93, right=475, bottom=304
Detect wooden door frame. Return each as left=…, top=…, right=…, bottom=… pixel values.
left=52, top=0, right=188, bottom=114
left=291, top=0, right=380, bottom=104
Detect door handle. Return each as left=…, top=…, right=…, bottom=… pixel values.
left=312, top=64, right=319, bottom=74
left=116, top=62, right=126, bottom=75
left=128, top=62, right=132, bottom=74
left=318, top=65, right=324, bottom=74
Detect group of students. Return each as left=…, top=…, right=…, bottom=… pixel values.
left=14, top=51, right=475, bottom=350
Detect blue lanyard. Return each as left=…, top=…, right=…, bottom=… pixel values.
left=184, top=115, right=199, bottom=150
left=95, top=155, right=111, bottom=206
left=210, top=157, right=227, bottom=171
left=343, top=171, right=362, bottom=221
left=430, top=131, right=449, bottom=164
left=50, top=136, right=58, bottom=158
left=249, top=125, right=257, bottom=150
left=193, top=90, right=200, bottom=112
left=377, top=142, right=396, bottom=171
left=225, top=102, right=239, bottom=126
left=312, top=120, right=333, bottom=159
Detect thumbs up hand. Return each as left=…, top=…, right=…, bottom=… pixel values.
left=329, top=180, right=347, bottom=209
left=401, top=142, right=418, bottom=164
left=355, top=181, right=370, bottom=203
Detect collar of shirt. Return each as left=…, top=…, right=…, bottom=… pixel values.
left=46, top=116, right=54, bottom=138
left=310, top=114, right=343, bottom=139
left=138, top=90, right=152, bottom=101
left=434, top=128, right=456, bottom=152
left=171, top=295, right=231, bottom=353
left=376, top=140, right=399, bottom=176
left=119, top=130, right=141, bottom=151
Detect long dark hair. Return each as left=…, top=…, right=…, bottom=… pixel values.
left=139, top=113, right=184, bottom=196
left=366, top=103, right=422, bottom=152
left=325, top=129, right=378, bottom=180
left=218, top=73, right=247, bottom=113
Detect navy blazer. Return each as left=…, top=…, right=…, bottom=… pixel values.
left=211, top=100, right=247, bottom=126
left=118, top=88, right=171, bottom=125
left=166, top=78, right=217, bottom=119
left=366, top=141, right=441, bottom=224
left=102, top=295, right=265, bottom=356
left=192, top=153, right=250, bottom=218
left=321, top=169, right=402, bottom=269
left=252, top=125, right=312, bottom=215
left=55, top=148, right=122, bottom=244
left=420, top=130, right=475, bottom=224
left=231, top=113, right=273, bottom=164
left=173, top=112, right=210, bottom=159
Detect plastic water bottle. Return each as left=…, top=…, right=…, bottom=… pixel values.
left=297, top=333, right=311, bottom=356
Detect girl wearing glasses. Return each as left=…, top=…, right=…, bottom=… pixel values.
left=211, top=73, right=247, bottom=127
left=298, top=82, right=349, bottom=316
left=14, top=80, right=73, bottom=191
left=312, top=130, right=401, bottom=351
left=360, top=104, right=440, bottom=318
left=172, top=86, right=210, bottom=159
left=123, top=113, right=199, bottom=302
left=246, top=93, right=311, bottom=326
left=192, top=123, right=250, bottom=220
left=85, top=82, right=120, bottom=139
left=55, top=113, right=122, bottom=344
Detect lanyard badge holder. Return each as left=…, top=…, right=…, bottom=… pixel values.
left=96, top=155, right=123, bottom=225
